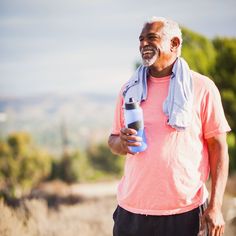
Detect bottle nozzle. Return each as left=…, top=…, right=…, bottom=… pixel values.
left=125, top=97, right=139, bottom=110
left=129, top=97, right=135, bottom=103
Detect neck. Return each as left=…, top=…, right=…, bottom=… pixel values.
left=149, top=57, right=177, bottom=78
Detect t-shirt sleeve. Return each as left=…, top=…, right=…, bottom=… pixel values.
left=202, top=80, right=231, bottom=139
left=111, top=89, right=125, bottom=135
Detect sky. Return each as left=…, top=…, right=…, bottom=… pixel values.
left=0, top=0, right=236, bottom=98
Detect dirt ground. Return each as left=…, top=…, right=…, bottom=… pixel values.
left=0, top=180, right=236, bottom=236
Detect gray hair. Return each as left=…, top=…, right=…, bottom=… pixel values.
left=146, top=16, right=182, bottom=56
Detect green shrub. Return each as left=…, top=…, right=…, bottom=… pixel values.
left=50, top=150, right=93, bottom=183
left=86, top=143, right=125, bottom=176
left=0, top=132, right=52, bottom=197
left=50, top=144, right=125, bottom=183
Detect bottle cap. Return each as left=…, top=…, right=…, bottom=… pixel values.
left=125, top=97, right=139, bottom=110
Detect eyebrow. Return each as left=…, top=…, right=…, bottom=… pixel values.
left=139, top=33, right=161, bottom=40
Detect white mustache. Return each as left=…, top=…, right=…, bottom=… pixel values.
left=141, top=46, right=158, bottom=54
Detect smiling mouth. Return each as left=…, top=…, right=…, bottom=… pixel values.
left=141, top=47, right=157, bottom=59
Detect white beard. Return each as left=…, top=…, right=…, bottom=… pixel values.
left=141, top=47, right=160, bottom=67
left=142, top=52, right=158, bottom=67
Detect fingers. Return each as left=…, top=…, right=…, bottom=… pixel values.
left=206, top=219, right=225, bottom=236
left=219, top=225, right=225, bottom=236
left=208, top=226, right=222, bottom=236
left=207, top=224, right=224, bottom=236
left=120, top=128, right=142, bottom=143
left=208, top=225, right=215, bottom=236
left=220, top=226, right=224, bottom=236
left=200, top=208, right=225, bottom=236
left=215, top=226, right=222, bottom=236
left=208, top=221, right=225, bottom=236
left=120, top=128, right=142, bottom=154
left=120, top=127, right=137, bottom=136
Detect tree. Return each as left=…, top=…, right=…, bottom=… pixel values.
left=211, top=38, right=236, bottom=133
left=0, top=132, right=52, bottom=197
left=211, top=38, right=236, bottom=173
left=181, top=27, right=216, bottom=76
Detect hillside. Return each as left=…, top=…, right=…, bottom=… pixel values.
left=0, top=92, right=117, bottom=154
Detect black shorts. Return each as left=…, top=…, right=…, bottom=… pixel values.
left=113, top=202, right=208, bottom=236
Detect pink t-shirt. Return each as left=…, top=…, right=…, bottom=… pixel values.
left=111, top=71, right=231, bottom=215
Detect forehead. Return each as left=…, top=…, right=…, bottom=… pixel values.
left=140, top=22, right=164, bottom=36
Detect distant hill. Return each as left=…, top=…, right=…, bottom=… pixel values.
left=0, top=93, right=117, bottom=154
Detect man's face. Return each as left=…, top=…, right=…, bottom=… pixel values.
left=139, top=22, right=170, bottom=67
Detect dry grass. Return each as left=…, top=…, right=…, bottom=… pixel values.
left=0, top=195, right=116, bottom=236
left=0, top=178, right=236, bottom=236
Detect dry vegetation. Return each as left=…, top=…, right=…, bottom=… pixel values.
left=0, top=180, right=117, bottom=236
left=0, top=197, right=116, bottom=236
left=0, top=178, right=236, bottom=236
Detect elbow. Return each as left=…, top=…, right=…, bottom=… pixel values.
left=206, top=133, right=228, bottom=153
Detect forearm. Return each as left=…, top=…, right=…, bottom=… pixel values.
left=207, top=133, right=229, bottom=209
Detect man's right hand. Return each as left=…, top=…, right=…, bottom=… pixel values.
left=108, top=128, right=142, bottom=155
left=119, top=128, right=142, bottom=155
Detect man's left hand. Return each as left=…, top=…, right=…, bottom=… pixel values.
left=200, top=205, right=225, bottom=236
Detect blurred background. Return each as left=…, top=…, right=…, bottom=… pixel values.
left=0, top=0, right=236, bottom=235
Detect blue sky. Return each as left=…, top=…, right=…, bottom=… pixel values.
left=0, top=0, right=236, bottom=97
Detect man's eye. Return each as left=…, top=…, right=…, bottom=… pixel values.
left=149, top=36, right=156, bottom=40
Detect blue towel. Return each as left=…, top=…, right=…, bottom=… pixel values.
left=123, top=57, right=193, bottom=131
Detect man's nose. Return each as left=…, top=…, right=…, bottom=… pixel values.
left=140, top=39, right=149, bottom=48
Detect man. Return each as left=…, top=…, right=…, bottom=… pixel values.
left=108, top=17, right=231, bottom=236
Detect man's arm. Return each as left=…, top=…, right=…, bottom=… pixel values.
left=108, top=128, right=142, bottom=155
left=201, top=132, right=229, bottom=236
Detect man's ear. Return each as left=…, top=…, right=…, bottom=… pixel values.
left=170, top=37, right=180, bottom=52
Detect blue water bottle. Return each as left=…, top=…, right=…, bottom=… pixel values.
left=124, top=97, right=147, bottom=153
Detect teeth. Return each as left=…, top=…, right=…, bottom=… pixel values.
left=141, top=47, right=155, bottom=53
left=142, top=50, right=154, bottom=56
left=143, top=50, right=153, bottom=54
